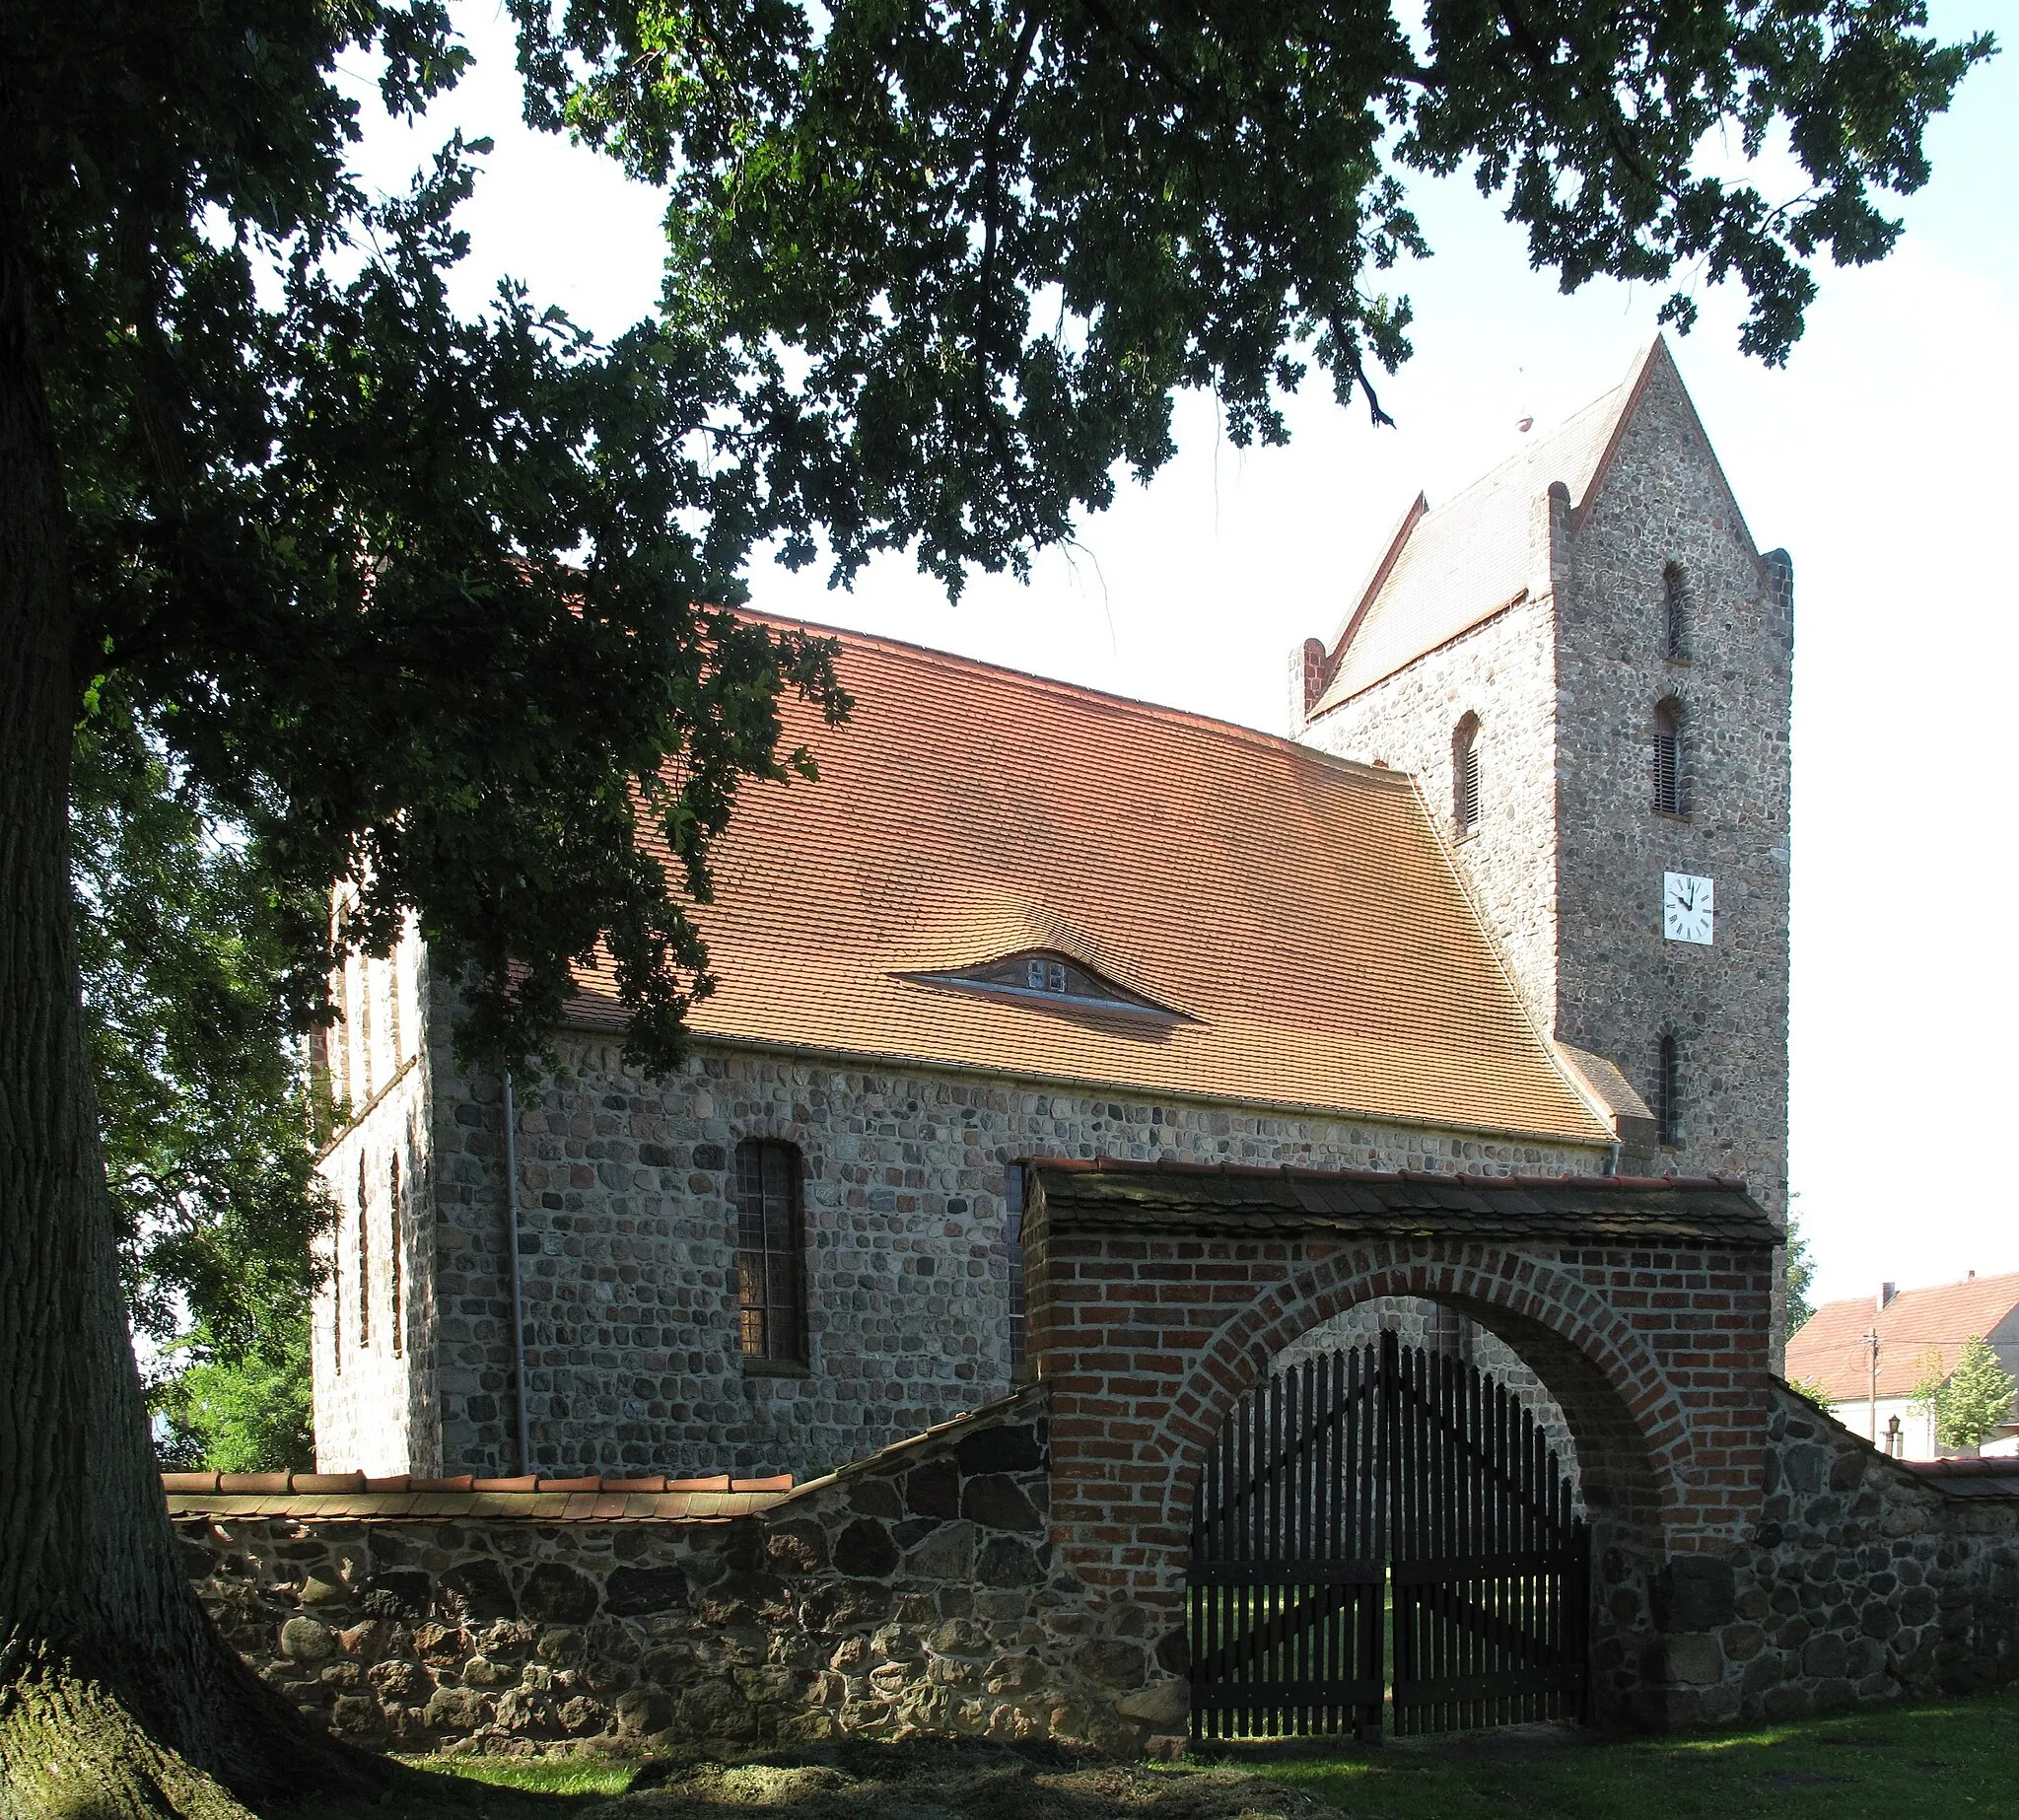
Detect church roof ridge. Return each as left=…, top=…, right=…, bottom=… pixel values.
left=737, top=605, right=1410, bottom=785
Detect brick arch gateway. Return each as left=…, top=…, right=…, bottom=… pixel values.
left=1022, top=1160, right=1779, bottom=1728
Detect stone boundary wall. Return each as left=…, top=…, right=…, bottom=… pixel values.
left=182, top=1387, right=2019, bottom=1752
left=180, top=1388, right=1184, bottom=1759
left=1598, top=1383, right=2019, bottom=1725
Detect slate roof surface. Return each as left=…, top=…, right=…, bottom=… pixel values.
left=1786, top=1271, right=2019, bottom=1403
left=570, top=625, right=1612, bottom=1146
left=1027, top=1159, right=1776, bottom=1246
left=1309, top=341, right=1693, bottom=715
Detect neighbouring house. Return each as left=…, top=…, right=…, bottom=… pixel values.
left=1786, top=1272, right=2019, bottom=1459
left=308, top=337, right=1793, bottom=1483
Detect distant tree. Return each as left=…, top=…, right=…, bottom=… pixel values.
left=1784, top=1197, right=1817, bottom=1333
left=73, top=694, right=330, bottom=1471
left=153, top=1320, right=314, bottom=1477
left=1915, top=1335, right=2019, bottom=1451
left=1783, top=1373, right=1832, bottom=1411
left=0, top=1, right=1992, bottom=1813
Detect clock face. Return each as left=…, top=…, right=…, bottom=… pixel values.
left=1663, top=872, right=1714, bottom=945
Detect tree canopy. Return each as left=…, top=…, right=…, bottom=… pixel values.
left=0, top=0, right=1992, bottom=1812
left=10, top=0, right=1992, bottom=1071
left=1915, top=1335, right=2019, bottom=1451
left=72, top=698, right=327, bottom=1471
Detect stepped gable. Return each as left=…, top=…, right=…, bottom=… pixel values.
left=569, top=621, right=1612, bottom=1146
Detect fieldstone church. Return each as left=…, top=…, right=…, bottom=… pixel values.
left=312, top=338, right=1791, bottom=1482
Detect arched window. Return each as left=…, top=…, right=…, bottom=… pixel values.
left=1662, top=563, right=1689, bottom=661
left=1452, top=714, right=1482, bottom=834
left=1652, top=697, right=1685, bottom=816
left=356, top=1152, right=371, bottom=1348
left=1653, top=1033, right=1681, bottom=1149
left=734, top=1140, right=807, bottom=1365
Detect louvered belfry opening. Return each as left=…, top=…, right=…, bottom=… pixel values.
left=1188, top=1329, right=1589, bottom=1742
left=735, top=1140, right=807, bottom=1363
left=1651, top=698, right=1684, bottom=815
left=1452, top=714, right=1483, bottom=834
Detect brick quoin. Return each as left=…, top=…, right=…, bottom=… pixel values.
left=1025, top=1162, right=1776, bottom=1616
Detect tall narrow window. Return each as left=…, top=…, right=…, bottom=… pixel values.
left=1654, top=1033, right=1681, bottom=1148
left=1006, top=1163, right=1028, bottom=1383
left=333, top=964, right=352, bottom=1106
left=356, top=1153, right=371, bottom=1348
left=735, top=1141, right=807, bottom=1365
left=357, top=958, right=374, bottom=1101
left=1452, top=714, right=1482, bottom=834
left=388, top=1152, right=404, bottom=1358
left=1652, top=698, right=1685, bottom=816
left=1662, top=563, right=1689, bottom=661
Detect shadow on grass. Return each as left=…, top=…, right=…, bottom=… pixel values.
left=1251, top=1682, right=2019, bottom=1820
left=267, top=1684, right=2019, bottom=1820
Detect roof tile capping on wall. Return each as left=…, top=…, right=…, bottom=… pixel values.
left=163, top=1469, right=798, bottom=1524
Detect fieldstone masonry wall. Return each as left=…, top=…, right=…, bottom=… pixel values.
left=1599, top=1384, right=2019, bottom=1726
left=1301, top=592, right=1563, bottom=1037
left=188, top=1380, right=2019, bottom=1754
left=183, top=1392, right=1188, bottom=1760
left=1298, top=344, right=1791, bottom=1270
left=337, top=1022, right=1601, bottom=1484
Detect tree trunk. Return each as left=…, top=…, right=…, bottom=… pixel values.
left=0, top=236, right=376, bottom=1818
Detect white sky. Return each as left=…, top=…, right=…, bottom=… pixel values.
left=350, top=3, right=2016, bottom=1309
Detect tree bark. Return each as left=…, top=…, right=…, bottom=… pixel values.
left=0, top=232, right=375, bottom=1819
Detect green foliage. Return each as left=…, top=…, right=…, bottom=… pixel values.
left=71, top=697, right=328, bottom=1467
left=520, top=0, right=1994, bottom=594
left=153, top=1307, right=315, bottom=1475
left=8, top=0, right=1991, bottom=1087
left=1915, top=1334, right=2018, bottom=1450
left=1785, top=1373, right=1834, bottom=1411
left=1785, top=1195, right=1817, bottom=1332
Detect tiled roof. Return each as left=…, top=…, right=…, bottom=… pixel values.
left=1785, top=1272, right=2019, bottom=1403
left=574, top=626, right=1612, bottom=1146
left=1307, top=341, right=1673, bottom=716
left=1028, top=1159, right=1775, bottom=1246
left=159, top=1469, right=795, bottom=1523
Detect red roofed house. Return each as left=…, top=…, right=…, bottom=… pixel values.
left=309, top=341, right=1792, bottom=1482
left=1785, top=1274, right=2019, bottom=1460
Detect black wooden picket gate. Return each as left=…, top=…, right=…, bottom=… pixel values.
left=1188, top=1329, right=1588, bottom=1741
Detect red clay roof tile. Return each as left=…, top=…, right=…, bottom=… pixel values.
left=575, top=620, right=1611, bottom=1148
left=1786, top=1271, right=2019, bottom=1403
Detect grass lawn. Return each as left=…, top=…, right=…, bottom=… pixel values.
left=1246, top=1683, right=2019, bottom=1818
left=273, top=1684, right=2019, bottom=1820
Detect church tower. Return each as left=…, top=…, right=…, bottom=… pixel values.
left=1294, top=341, right=1791, bottom=1236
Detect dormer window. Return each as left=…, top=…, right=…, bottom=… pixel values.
left=908, top=947, right=1182, bottom=1018
left=1027, top=957, right=1069, bottom=995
